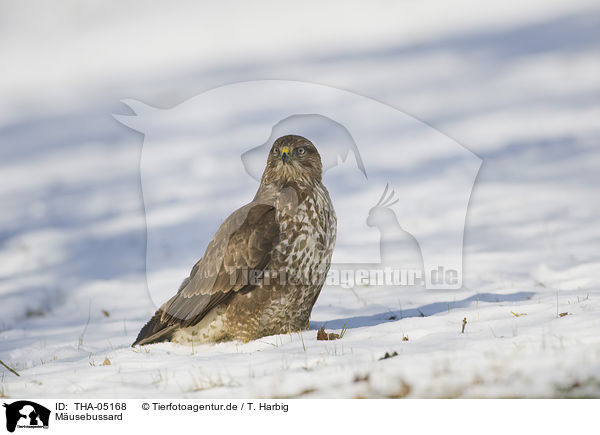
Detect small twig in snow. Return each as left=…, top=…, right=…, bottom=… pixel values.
left=78, top=300, right=92, bottom=349
left=0, top=360, right=20, bottom=377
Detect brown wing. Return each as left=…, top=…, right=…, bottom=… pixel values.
left=132, top=202, right=279, bottom=346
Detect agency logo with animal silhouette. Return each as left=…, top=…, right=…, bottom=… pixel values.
left=367, top=183, right=423, bottom=272
left=115, top=80, right=481, bottom=309
left=3, top=401, right=50, bottom=432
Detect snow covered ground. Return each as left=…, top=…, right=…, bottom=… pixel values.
left=1, top=0, right=600, bottom=398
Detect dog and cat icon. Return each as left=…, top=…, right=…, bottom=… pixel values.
left=3, top=401, right=50, bottom=432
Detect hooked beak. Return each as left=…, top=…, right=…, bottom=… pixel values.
left=281, top=147, right=290, bottom=165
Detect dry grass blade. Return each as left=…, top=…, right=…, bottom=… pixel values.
left=0, top=360, right=20, bottom=377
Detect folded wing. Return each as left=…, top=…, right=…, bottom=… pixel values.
left=132, top=202, right=279, bottom=346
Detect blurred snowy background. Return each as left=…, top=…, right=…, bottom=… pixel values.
left=1, top=0, right=599, bottom=398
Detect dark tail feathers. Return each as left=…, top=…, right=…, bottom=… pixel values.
left=132, top=311, right=177, bottom=346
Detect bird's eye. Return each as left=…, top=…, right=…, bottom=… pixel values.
left=296, top=147, right=306, bottom=156
left=273, top=147, right=280, bottom=155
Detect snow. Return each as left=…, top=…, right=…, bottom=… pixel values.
left=1, top=0, right=600, bottom=398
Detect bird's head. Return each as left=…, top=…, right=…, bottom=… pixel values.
left=262, top=135, right=323, bottom=186
left=367, top=184, right=399, bottom=228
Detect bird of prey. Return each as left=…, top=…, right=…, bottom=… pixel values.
left=133, top=135, right=337, bottom=346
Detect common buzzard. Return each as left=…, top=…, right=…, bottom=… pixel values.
left=133, top=135, right=337, bottom=345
